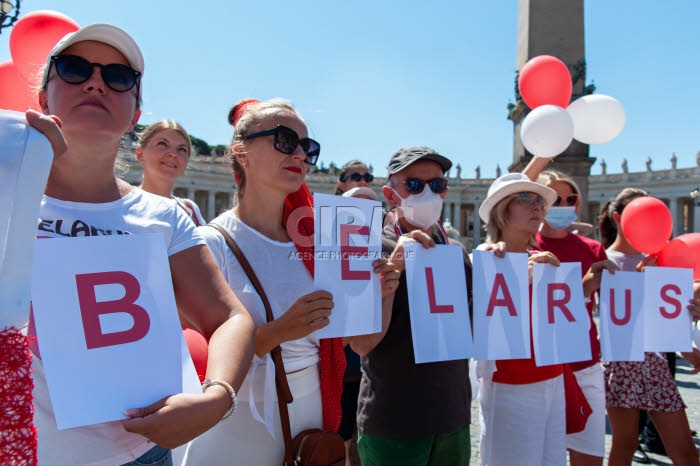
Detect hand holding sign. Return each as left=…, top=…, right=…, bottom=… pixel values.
left=528, top=250, right=560, bottom=283
left=374, top=258, right=400, bottom=297
left=274, top=290, right=334, bottom=342
left=582, top=259, right=619, bottom=296
left=389, top=229, right=436, bottom=273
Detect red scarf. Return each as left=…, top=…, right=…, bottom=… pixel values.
left=0, top=327, right=37, bottom=465
left=283, top=183, right=346, bottom=432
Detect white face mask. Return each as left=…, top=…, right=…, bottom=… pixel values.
left=393, top=186, right=444, bottom=229
left=544, top=206, right=578, bottom=230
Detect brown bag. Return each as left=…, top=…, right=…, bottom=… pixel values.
left=209, top=224, right=347, bottom=466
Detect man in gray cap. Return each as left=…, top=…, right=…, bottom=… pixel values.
left=350, top=146, right=473, bottom=465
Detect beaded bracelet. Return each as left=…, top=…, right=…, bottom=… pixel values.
left=201, top=378, right=238, bottom=422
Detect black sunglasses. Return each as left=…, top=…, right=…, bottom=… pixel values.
left=399, top=177, right=448, bottom=195
left=245, top=125, right=320, bottom=165
left=553, top=194, right=579, bottom=207
left=50, top=55, right=141, bottom=93
left=341, top=172, right=374, bottom=183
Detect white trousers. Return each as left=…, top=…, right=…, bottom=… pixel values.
left=183, top=364, right=322, bottom=466
left=566, top=364, right=606, bottom=457
left=479, top=374, right=566, bottom=466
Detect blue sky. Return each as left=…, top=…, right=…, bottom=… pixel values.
left=2, top=1, right=698, bottom=177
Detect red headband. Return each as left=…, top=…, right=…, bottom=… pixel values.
left=228, top=98, right=260, bottom=127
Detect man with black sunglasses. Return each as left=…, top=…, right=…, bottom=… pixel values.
left=350, top=146, right=474, bottom=466
left=335, top=159, right=374, bottom=195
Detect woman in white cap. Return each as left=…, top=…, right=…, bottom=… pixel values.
left=476, top=172, right=566, bottom=466
left=26, top=23, right=254, bottom=466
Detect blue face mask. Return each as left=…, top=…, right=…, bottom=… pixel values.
left=544, top=206, right=578, bottom=230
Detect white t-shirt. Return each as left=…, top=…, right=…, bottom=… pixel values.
left=173, top=196, right=205, bottom=226
left=605, top=249, right=645, bottom=273
left=31, top=187, right=204, bottom=466
left=200, top=210, right=320, bottom=372
left=199, top=210, right=319, bottom=437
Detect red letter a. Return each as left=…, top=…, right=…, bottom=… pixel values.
left=76, top=271, right=151, bottom=349
left=486, top=273, right=517, bottom=317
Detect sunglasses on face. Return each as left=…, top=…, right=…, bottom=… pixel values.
left=553, top=194, right=579, bottom=207
left=512, top=192, right=546, bottom=209
left=245, top=125, right=320, bottom=165
left=341, top=172, right=374, bottom=183
left=398, top=177, right=448, bottom=195
left=50, top=55, right=141, bottom=93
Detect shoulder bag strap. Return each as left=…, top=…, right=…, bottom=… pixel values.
left=207, top=223, right=296, bottom=465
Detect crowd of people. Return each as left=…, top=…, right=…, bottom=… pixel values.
left=7, top=20, right=700, bottom=466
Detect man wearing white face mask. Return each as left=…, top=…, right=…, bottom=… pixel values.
left=351, top=146, right=474, bottom=466
left=523, top=159, right=612, bottom=466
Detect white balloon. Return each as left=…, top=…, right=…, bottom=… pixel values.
left=566, top=94, right=626, bottom=144
left=520, top=105, right=574, bottom=158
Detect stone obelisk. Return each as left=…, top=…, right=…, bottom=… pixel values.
left=508, top=0, right=595, bottom=220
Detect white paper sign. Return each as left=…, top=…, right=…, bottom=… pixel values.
left=313, top=193, right=383, bottom=338
left=472, top=250, right=530, bottom=361
left=404, top=242, right=473, bottom=364
left=31, top=234, right=183, bottom=429
left=643, top=267, right=693, bottom=352
left=532, top=262, right=591, bottom=366
left=0, top=111, right=53, bottom=329
left=598, top=270, right=645, bottom=361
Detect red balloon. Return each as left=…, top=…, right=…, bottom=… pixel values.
left=9, top=10, right=80, bottom=82
left=183, top=326, right=208, bottom=383
left=518, top=55, right=573, bottom=110
left=620, top=196, right=673, bottom=254
left=0, top=61, right=40, bottom=111
left=657, top=233, right=700, bottom=280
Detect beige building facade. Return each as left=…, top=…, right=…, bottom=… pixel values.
left=118, top=145, right=700, bottom=251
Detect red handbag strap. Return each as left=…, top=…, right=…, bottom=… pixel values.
left=208, top=223, right=296, bottom=465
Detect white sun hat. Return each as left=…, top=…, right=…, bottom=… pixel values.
left=478, top=172, right=557, bottom=223
left=342, top=186, right=379, bottom=201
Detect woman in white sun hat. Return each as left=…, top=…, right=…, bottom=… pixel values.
left=477, top=172, right=569, bottom=466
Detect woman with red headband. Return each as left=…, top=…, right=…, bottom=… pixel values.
left=183, top=98, right=399, bottom=464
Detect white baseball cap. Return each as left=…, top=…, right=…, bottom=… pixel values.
left=478, top=172, right=557, bottom=223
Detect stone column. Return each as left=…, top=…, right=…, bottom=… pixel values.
left=508, top=0, right=595, bottom=220
left=668, top=197, right=679, bottom=237
left=471, top=207, right=481, bottom=246
left=207, top=191, right=216, bottom=220
left=187, top=188, right=194, bottom=200
left=453, top=203, right=462, bottom=236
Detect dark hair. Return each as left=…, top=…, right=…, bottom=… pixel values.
left=335, top=160, right=369, bottom=195
left=598, top=187, right=648, bottom=248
